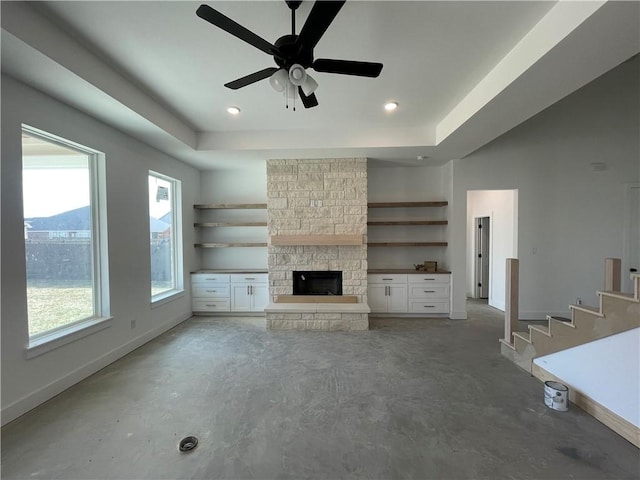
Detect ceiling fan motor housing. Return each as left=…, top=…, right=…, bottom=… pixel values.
left=274, top=35, right=313, bottom=70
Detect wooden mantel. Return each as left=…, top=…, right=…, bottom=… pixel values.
left=270, top=234, right=364, bottom=246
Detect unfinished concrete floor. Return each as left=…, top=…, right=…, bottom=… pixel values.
left=2, top=301, right=639, bottom=479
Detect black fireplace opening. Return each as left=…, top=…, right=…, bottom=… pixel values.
left=293, top=271, right=342, bottom=296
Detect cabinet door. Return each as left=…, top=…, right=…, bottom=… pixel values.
left=250, top=285, right=270, bottom=311
left=387, top=285, right=408, bottom=313
left=367, top=285, right=389, bottom=312
left=231, top=284, right=252, bottom=312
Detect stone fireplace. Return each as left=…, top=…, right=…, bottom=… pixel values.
left=266, top=158, right=368, bottom=330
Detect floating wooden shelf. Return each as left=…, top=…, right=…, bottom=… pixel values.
left=367, top=242, right=448, bottom=247
left=194, top=203, right=267, bottom=209
left=368, top=220, right=448, bottom=226
left=194, top=222, right=267, bottom=227
left=270, top=234, right=364, bottom=246
left=195, top=242, right=268, bottom=248
left=368, top=201, right=448, bottom=208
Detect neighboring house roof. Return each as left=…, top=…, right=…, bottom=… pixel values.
left=150, top=217, right=170, bottom=233
left=25, top=206, right=170, bottom=233
left=25, top=206, right=91, bottom=231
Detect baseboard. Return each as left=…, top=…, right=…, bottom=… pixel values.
left=1, top=312, right=192, bottom=426
left=532, top=363, right=640, bottom=448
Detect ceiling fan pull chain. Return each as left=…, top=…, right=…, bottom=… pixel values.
left=285, top=82, right=289, bottom=109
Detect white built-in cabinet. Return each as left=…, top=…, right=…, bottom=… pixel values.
left=191, top=272, right=268, bottom=313
left=367, top=273, right=450, bottom=314
left=191, top=273, right=231, bottom=312
left=230, top=274, right=269, bottom=312
left=407, top=274, right=450, bottom=313
left=367, top=274, right=408, bottom=313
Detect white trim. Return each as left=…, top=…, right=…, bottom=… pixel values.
left=4, top=313, right=192, bottom=426
left=150, top=289, right=185, bottom=309
left=149, top=170, right=184, bottom=302
left=26, top=316, right=113, bottom=359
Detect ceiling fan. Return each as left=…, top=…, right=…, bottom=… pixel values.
left=196, top=1, right=383, bottom=109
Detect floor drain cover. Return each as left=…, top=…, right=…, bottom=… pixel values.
left=179, top=436, right=198, bottom=452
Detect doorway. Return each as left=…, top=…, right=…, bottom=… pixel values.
left=466, top=189, right=518, bottom=311
left=622, top=183, right=639, bottom=293
left=475, top=217, right=490, bottom=299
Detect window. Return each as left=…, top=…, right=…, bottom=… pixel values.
left=149, top=171, right=182, bottom=301
left=22, top=127, right=108, bottom=341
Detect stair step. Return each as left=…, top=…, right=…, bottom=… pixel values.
left=569, top=304, right=604, bottom=317
left=598, top=291, right=639, bottom=303
left=513, top=331, right=531, bottom=344
left=529, top=324, right=551, bottom=337
left=499, top=338, right=516, bottom=350
left=549, top=317, right=576, bottom=329
left=547, top=315, right=572, bottom=323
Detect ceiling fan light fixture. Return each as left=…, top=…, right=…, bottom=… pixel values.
left=269, top=68, right=289, bottom=93
left=384, top=102, right=398, bottom=112
left=288, top=64, right=307, bottom=86
left=301, top=74, right=318, bottom=96
left=227, top=106, right=241, bottom=115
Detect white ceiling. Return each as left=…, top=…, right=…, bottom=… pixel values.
left=2, top=1, right=639, bottom=170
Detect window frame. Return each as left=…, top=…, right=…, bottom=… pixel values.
left=148, top=170, right=184, bottom=304
left=22, top=125, right=111, bottom=357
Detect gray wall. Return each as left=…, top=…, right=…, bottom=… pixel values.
left=449, top=57, right=639, bottom=319
left=1, top=75, right=200, bottom=424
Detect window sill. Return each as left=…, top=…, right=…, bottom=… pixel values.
left=151, top=289, right=185, bottom=309
left=26, top=316, right=113, bottom=359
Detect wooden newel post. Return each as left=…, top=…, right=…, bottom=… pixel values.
left=604, top=258, right=621, bottom=292
left=504, top=258, right=519, bottom=343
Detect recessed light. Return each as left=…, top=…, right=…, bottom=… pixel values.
left=384, top=102, right=398, bottom=112
left=227, top=106, right=241, bottom=115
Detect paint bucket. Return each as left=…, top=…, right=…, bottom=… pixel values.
left=544, top=381, right=569, bottom=411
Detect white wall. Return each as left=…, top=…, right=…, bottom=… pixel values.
left=367, top=164, right=449, bottom=270
left=449, top=57, right=640, bottom=320
left=1, top=75, right=200, bottom=424
left=466, top=190, right=518, bottom=310
left=198, top=167, right=268, bottom=270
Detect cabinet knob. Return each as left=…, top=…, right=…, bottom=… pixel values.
left=423, top=290, right=435, bottom=293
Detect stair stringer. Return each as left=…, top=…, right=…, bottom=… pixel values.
left=501, top=275, right=640, bottom=373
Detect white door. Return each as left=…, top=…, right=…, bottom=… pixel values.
left=387, top=285, right=408, bottom=313
left=623, top=183, right=640, bottom=293
left=251, top=285, right=269, bottom=312
left=231, top=284, right=251, bottom=312
left=367, top=285, right=389, bottom=312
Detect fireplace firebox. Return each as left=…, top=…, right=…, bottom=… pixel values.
left=293, top=271, right=342, bottom=296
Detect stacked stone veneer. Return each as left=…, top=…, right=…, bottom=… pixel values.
left=266, top=158, right=368, bottom=331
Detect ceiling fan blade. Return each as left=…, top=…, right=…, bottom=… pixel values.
left=313, top=59, right=383, bottom=77
left=225, top=67, right=279, bottom=90
left=298, top=86, right=319, bottom=108
left=295, top=1, right=345, bottom=56
left=196, top=5, right=280, bottom=57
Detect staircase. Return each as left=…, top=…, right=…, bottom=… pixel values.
left=501, top=272, right=640, bottom=373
